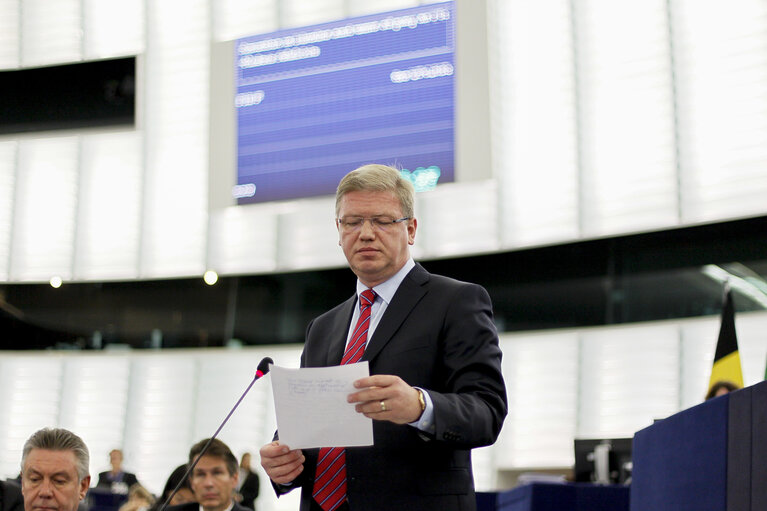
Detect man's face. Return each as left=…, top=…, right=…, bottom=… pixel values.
left=337, top=190, right=416, bottom=288
left=189, top=455, right=239, bottom=511
left=22, top=449, right=90, bottom=511
left=109, top=450, right=123, bottom=469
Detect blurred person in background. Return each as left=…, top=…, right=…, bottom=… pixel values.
left=20, top=428, right=91, bottom=511
left=98, top=449, right=139, bottom=494
left=235, top=453, right=259, bottom=510
left=168, top=439, right=249, bottom=511
left=118, top=484, right=155, bottom=511
left=152, top=464, right=196, bottom=511
left=705, top=380, right=741, bottom=400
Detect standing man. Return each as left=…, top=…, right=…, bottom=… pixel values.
left=20, top=428, right=91, bottom=511
left=97, top=449, right=139, bottom=492
left=260, top=164, right=507, bottom=511
left=168, top=439, right=250, bottom=511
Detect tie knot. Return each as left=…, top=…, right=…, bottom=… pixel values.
left=360, top=289, right=376, bottom=309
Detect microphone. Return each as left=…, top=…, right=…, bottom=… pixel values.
left=158, top=357, right=273, bottom=511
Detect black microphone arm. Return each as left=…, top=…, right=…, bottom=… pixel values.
left=158, top=356, right=273, bottom=511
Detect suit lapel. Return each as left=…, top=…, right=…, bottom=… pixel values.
left=326, top=295, right=356, bottom=365
left=362, top=264, right=429, bottom=363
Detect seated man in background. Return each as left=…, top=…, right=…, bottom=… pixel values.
left=20, top=428, right=91, bottom=511
left=98, top=449, right=139, bottom=494
left=168, top=439, right=250, bottom=511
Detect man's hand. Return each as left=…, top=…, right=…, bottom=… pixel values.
left=259, top=442, right=305, bottom=485
left=348, top=374, right=423, bottom=424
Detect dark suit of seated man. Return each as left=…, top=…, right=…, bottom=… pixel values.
left=0, top=480, right=24, bottom=511
left=168, top=439, right=251, bottom=511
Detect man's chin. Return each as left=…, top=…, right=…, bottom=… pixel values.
left=199, top=498, right=222, bottom=508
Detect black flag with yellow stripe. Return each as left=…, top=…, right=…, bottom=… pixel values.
left=708, top=287, right=744, bottom=392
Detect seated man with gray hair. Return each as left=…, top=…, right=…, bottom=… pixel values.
left=20, top=428, right=91, bottom=511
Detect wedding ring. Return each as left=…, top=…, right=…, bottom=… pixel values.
left=380, top=400, right=387, bottom=412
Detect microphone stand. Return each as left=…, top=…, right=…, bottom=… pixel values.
left=157, top=357, right=273, bottom=511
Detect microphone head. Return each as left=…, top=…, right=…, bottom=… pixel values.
left=256, top=357, right=273, bottom=378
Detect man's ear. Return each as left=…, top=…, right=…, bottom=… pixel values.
left=79, top=475, right=91, bottom=500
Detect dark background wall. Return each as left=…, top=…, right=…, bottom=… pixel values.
left=2, top=215, right=765, bottom=350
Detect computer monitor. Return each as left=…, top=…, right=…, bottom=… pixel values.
left=573, top=437, right=633, bottom=485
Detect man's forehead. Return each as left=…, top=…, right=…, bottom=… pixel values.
left=339, top=190, right=401, bottom=214
left=193, top=455, right=229, bottom=471
left=25, top=449, right=78, bottom=473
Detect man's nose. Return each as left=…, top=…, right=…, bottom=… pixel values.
left=359, top=219, right=376, bottom=237
left=38, top=479, right=54, bottom=496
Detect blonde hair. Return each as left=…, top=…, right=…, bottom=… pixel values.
left=335, top=164, right=415, bottom=219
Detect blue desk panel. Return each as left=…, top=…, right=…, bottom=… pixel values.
left=496, top=483, right=628, bottom=511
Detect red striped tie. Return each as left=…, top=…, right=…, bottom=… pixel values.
left=312, top=288, right=376, bottom=511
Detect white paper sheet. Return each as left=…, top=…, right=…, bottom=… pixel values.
left=270, top=362, right=374, bottom=449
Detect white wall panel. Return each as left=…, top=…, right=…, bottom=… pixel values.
left=192, top=351, right=273, bottom=459
left=75, top=131, right=142, bottom=280
left=0, top=355, right=63, bottom=480
left=490, top=0, right=580, bottom=248
left=673, top=0, right=767, bottom=223
left=348, top=0, right=420, bottom=17
left=679, top=317, right=718, bottom=409
left=21, top=0, right=82, bottom=66
left=0, top=0, right=20, bottom=69
left=0, top=141, right=17, bottom=280
left=208, top=205, right=280, bottom=275
left=83, top=0, right=144, bottom=59
left=11, top=137, right=79, bottom=281
left=123, top=355, right=197, bottom=495
left=576, top=0, right=678, bottom=237
left=416, top=180, right=498, bottom=258
left=578, top=323, right=680, bottom=438
left=281, top=0, right=346, bottom=28
left=141, top=0, right=210, bottom=278
left=276, top=198, right=346, bottom=270
left=496, top=331, right=579, bottom=469
left=59, top=356, right=131, bottom=480
left=213, top=0, right=279, bottom=42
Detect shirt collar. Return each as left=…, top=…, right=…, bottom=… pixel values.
left=356, top=258, right=415, bottom=305
left=200, top=502, right=235, bottom=511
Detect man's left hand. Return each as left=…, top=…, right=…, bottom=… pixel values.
left=348, top=374, right=423, bottom=424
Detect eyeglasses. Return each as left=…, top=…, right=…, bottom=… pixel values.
left=337, top=216, right=410, bottom=232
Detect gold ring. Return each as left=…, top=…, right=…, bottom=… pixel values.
left=380, top=400, right=386, bottom=412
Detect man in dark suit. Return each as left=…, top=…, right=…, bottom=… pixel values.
left=169, top=438, right=250, bottom=511
left=97, top=449, right=139, bottom=492
left=259, top=164, right=507, bottom=511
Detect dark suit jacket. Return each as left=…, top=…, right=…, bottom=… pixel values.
left=238, top=469, right=260, bottom=509
left=0, top=481, right=23, bottom=511
left=167, top=500, right=251, bottom=511
left=97, top=470, right=139, bottom=489
left=277, top=263, right=507, bottom=511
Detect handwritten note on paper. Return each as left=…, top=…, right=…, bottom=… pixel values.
left=270, top=362, right=373, bottom=450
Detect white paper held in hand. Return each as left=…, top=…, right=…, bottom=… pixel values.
left=270, top=361, right=374, bottom=449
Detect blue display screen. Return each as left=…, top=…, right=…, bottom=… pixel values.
left=234, top=2, right=455, bottom=204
